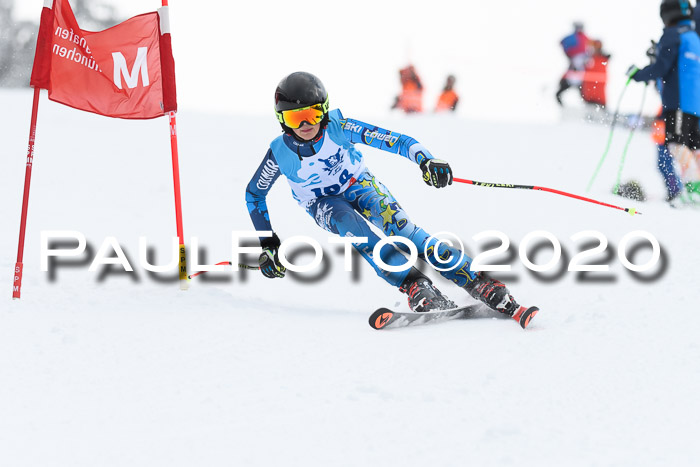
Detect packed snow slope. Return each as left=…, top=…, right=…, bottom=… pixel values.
left=1, top=90, right=699, bottom=467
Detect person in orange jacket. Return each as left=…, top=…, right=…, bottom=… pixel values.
left=435, top=75, right=459, bottom=112
left=391, top=65, right=423, bottom=113
left=581, top=40, right=609, bottom=108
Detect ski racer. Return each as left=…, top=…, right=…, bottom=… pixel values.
left=628, top=0, right=700, bottom=198
left=245, top=72, right=538, bottom=328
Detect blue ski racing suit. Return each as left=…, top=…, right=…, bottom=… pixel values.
left=245, top=109, right=477, bottom=288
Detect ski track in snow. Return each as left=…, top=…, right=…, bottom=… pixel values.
left=1, top=90, right=699, bottom=466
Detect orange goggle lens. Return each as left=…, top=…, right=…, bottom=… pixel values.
left=276, top=99, right=329, bottom=129
left=277, top=105, right=324, bottom=129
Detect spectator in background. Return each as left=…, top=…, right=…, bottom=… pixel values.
left=628, top=0, right=700, bottom=203
left=556, top=22, right=590, bottom=106
left=391, top=65, right=423, bottom=113
left=645, top=40, right=685, bottom=203
left=435, top=75, right=459, bottom=112
left=580, top=40, right=609, bottom=108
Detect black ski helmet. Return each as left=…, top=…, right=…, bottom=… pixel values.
left=274, top=72, right=329, bottom=134
left=660, top=0, right=693, bottom=26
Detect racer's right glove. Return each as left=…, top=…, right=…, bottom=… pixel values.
left=259, top=233, right=286, bottom=279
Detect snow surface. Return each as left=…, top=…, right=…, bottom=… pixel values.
left=2, top=89, right=700, bottom=466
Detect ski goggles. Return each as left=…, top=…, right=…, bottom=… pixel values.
left=276, top=97, right=329, bottom=129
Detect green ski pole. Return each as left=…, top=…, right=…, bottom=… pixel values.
left=613, top=82, right=649, bottom=194
left=586, top=76, right=634, bottom=192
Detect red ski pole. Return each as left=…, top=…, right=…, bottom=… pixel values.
left=188, top=262, right=260, bottom=280
left=453, top=177, right=641, bottom=216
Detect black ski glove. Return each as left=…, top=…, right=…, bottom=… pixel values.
left=420, top=158, right=453, bottom=188
left=259, top=233, right=286, bottom=279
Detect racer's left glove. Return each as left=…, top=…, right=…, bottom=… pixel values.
left=420, top=159, right=453, bottom=188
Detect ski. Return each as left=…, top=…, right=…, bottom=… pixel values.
left=369, top=305, right=539, bottom=330
left=512, top=305, right=539, bottom=329
left=369, top=304, right=482, bottom=330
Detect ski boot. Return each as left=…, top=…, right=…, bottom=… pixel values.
left=463, top=272, right=538, bottom=329
left=399, top=273, right=456, bottom=313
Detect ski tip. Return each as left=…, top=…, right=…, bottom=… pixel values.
left=369, top=308, right=394, bottom=330
left=513, top=306, right=539, bottom=329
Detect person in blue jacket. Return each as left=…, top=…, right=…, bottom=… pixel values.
left=556, top=22, right=591, bottom=105
left=645, top=39, right=686, bottom=202
left=245, top=72, right=538, bottom=327
left=628, top=0, right=700, bottom=198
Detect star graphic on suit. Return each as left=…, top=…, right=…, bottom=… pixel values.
left=362, top=209, right=372, bottom=218
left=359, top=179, right=372, bottom=188
left=380, top=203, right=398, bottom=226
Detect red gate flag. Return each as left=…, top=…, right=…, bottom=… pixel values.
left=30, top=0, right=176, bottom=119
left=14, top=0, right=187, bottom=300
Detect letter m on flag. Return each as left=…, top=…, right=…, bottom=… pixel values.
left=113, top=47, right=150, bottom=90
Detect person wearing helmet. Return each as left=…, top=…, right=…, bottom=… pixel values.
left=245, top=72, right=538, bottom=327
left=628, top=0, right=700, bottom=201
left=556, top=21, right=591, bottom=106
